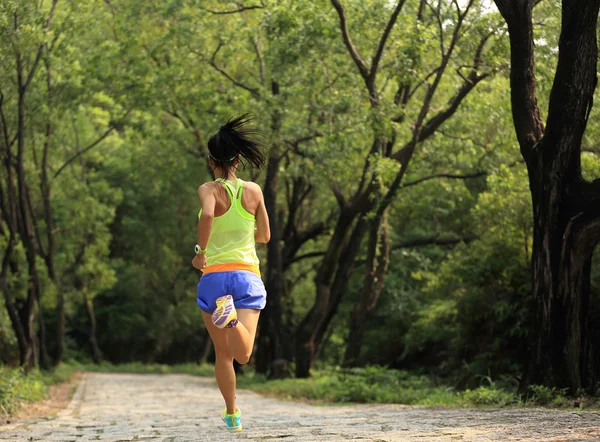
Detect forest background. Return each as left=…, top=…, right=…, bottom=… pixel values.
left=2, top=0, right=600, bottom=405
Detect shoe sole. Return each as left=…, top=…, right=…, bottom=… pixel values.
left=212, top=296, right=236, bottom=328
left=222, top=418, right=242, bottom=432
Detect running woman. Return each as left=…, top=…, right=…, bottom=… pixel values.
left=192, top=115, right=270, bottom=433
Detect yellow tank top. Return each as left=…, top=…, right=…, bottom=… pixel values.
left=198, top=178, right=260, bottom=276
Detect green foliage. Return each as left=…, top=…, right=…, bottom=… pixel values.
left=80, top=362, right=214, bottom=377
left=527, top=385, right=570, bottom=406
left=0, top=364, right=79, bottom=415
left=395, top=166, right=532, bottom=383
left=237, top=366, right=526, bottom=407
left=459, top=386, right=515, bottom=407
left=238, top=366, right=462, bottom=406
left=0, top=368, right=47, bottom=415
left=2, top=0, right=600, bottom=400
left=459, top=377, right=516, bottom=406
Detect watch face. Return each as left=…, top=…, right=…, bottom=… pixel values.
left=195, top=245, right=200, bottom=254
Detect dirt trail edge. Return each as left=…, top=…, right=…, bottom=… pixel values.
left=0, top=373, right=598, bottom=441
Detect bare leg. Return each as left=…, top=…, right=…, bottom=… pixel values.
left=228, top=309, right=260, bottom=364
left=202, top=309, right=261, bottom=414
left=202, top=312, right=237, bottom=414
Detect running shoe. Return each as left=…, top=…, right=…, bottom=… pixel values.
left=222, top=407, right=242, bottom=432
left=212, top=295, right=238, bottom=329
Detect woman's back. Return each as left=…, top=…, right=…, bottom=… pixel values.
left=210, top=178, right=263, bottom=217
left=200, top=178, right=261, bottom=273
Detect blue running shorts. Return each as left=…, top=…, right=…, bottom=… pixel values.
left=197, top=271, right=267, bottom=314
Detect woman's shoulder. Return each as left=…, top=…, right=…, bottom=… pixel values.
left=197, top=181, right=220, bottom=196
left=242, top=180, right=262, bottom=193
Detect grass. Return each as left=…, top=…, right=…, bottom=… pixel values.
left=80, top=362, right=215, bottom=377
left=238, top=366, right=462, bottom=406
left=0, top=363, right=78, bottom=415
left=3, top=362, right=597, bottom=414
left=237, top=367, right=599, bottom=409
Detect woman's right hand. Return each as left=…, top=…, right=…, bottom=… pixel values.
left=192, top=254, right=206, bottom=270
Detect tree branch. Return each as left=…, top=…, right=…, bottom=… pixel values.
left=331, top=181, right=347, bottom=208
left=23, top=0, right=59, bottom=92
left=438, top=129, right=489, bottom=150
left=369, top=0, right=408, bottom=87
left=0, top=91, right=12, bottom=152
left=427, top=0, right=446, bottom=58
left=392, top=31, right=492, bottom=161
left=290, top=251, right=327, bottom=264
left=166, top=109, right=190, bottom=130
left=284, top=132, right=323, bottom=161
left=24, top=182, right=47, bottom=259
left=397, top=0, right=474, bottom=146
left=492, top=0, right=544, bottom=160
left=204, top=3, right=265, bottom=15
left=283, top=220, right=330, bottom=271
left=250, top=36, right=266, bottom=87
left=330, top=0, right=370, bottom=81
left=402, top=170, right=487, bottom=188
left=355, top=234, right=478, bottom=265
left=392, top=234, right=478, bottom=249
left=209, top=41, right=261, bottom=97
left=419, top=73, right=491, bottom=142
left=53, top=125, right=116, bottom=178
left=285, top=131, right=323, bottom=147
left=542, top=0, right=600, bottom=182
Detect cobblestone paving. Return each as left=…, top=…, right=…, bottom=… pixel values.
left=1, top=373, right=600, bottom=441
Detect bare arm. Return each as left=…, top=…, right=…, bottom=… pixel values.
left=197, top=184, right=216, bottom=248
left=192, top=184, right=216, bottom=270
left=254, top=186, right=270, bottom=244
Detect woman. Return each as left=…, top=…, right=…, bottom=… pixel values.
left=192, top=115, right=270, bottom=433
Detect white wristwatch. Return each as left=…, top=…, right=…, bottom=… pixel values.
left=195, top=244, right=207, bottom=255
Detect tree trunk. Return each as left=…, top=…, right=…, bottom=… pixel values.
left=343, top=215, right=390, bottom=367
left=17, top=286, right=38, bottom=369
left=36, top=296, right=51, bottom=369
left=1, top=277, right=31, bottom=365
left=255, top=153, right=286, bottom=376
left=42, top=60, right=64, bottom=366
left=523, top=190, right=600, bottom=390
left=494, top=0, right=600, bottom=392
left=199, top=335, right=213, bottom=364
left=293, top=0, right=485, bottom=378
left=16, top=72, right=49, bottom=369
left=55, top=288, right=65, bottom=363
left=0, top=92, right=32, bottom=367
left=295, top=213, right=368, bottom=377
left=83, top=291, right=102, bottom=364
left=7, top=6, right=58, bottom=370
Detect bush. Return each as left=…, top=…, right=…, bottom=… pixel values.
left=527, top=385, right=569, bottom=406
left=238, top=366, right=462, bottom=406
left=0, top=363, right=81, bottom=416
left=459, top=386, right=516, bottom=406
left=0, top=368, right=48, bottom=415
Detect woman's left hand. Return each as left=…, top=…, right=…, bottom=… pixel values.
left=192, top=254, right=206, bottom=270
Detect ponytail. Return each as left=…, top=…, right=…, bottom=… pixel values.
left=207, top=114, right=267, bottom=179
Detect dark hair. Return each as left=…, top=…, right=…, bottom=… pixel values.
left=207, top=114, right=267, bottom=179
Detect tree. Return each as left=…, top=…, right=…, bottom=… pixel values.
left=295, top=0, right=497, bottom=377
left=0, top=0, right=61, bottom=369
left=492, top=0, right=600, bottom=391
left=1, top=0, right=129, bottom=367
left=185, top=1, right=336, bottom=376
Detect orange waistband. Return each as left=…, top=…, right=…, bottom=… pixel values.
left=202, top=263, right=261, bottom=277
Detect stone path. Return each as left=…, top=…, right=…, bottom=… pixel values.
left=1, top=373, right=600, bottom=441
